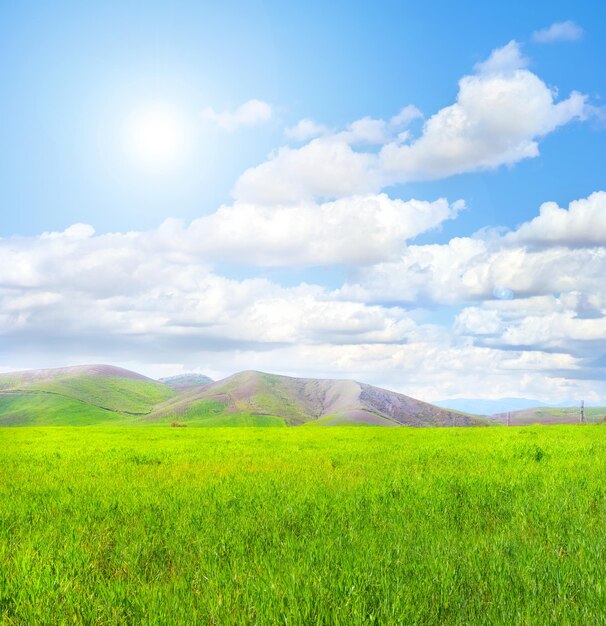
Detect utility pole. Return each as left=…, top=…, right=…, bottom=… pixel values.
left=507, top=411, right=511, bottom=427
left=580, top=400, right=585, bottom=425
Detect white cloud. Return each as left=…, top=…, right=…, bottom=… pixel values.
left=0, top=223, right=432, bottom=377
left=338, top=117, right=390, bottom=145
left=41, top=223, right=96, bottom=240
left=185, top=194, right=461, bottom=266
left=344, top=232, right=606, bottom=306
left=0, top=230, right=597, bottom=403
left=380, top=47, right=586, bottom=181
left=233, top=137, right=383, bottom=204
left=341, top=191, right=606, bottom=305
left=533, top=21, right=584, bottom=44
left=200, top=99, right=272, bottom=132
left=507, top=191, right=606, bottom=246
left=474, top=40, right=528, bottom=75
left=390, top=105, right=424, bottom=128
left=284, top=107, right=422, bottom=146
left=233, top=42, right=587, bottom=204
left=285, top=118, right=329, bottom=141
left=454, top=293, right=606, bottom=355
left=328, top=190, right=606, bottom=400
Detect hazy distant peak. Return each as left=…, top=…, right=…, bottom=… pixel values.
left=159, top=374, right=214, bottom=389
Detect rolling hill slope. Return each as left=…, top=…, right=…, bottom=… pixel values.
left=490, top=406, right=606, bottom=425
left=148, top=370, right=485, bottom=427
left=0, top=365, right=486, bottom=427
left=0, top=365, right=176, bottom=425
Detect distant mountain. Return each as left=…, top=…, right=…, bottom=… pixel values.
left=159, top=374, right=214, bottom=389
left=149, top=370, right=486, bottom=427
left=0, top=365, right=487, bottom=427
left=434, top=397, right=544, bottom=415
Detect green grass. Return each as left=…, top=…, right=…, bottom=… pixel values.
left=146, top=398, right=287, bottom=427
left=242, top=391, right=306, bottom=421
left=183, top=413, right=286, bottom=427
left=2, top=425, right=606, bottom=624
left=207, top=372, right=315, bottom=424
left=25, top=375, right=176, bottom=414
left=303, top=413, right=397, bottom=426
left=0, top=375, right=177, bottom=425
left=0, top=393, right=129, bottom=426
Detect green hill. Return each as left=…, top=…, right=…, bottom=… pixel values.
left=148, top=370, right=484, bottom=427
left=0, top=365, right=486, bottom=427
left=0, top=365, right=176, bottom=425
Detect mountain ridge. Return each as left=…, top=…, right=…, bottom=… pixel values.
left=2, top=363, right=599, bottom=427
left=0, top=364, right=484, bottom=427
left=149, top=369, right=485, bottom=427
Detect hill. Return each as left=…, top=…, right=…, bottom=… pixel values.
left=0, top=365, right=486, bottom=427
left=0, top=365, right=176, bottom=425
left=490, top=406, right=606, bottom=426
left=148, top=370, right=485, bottom=427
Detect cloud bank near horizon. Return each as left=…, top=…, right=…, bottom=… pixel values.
left=2, top=189, right=605, bottom=401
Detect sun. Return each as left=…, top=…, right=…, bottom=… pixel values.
left=127, top=107, right=187, bottom=169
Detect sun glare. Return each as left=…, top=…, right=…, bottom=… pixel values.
left=127, top=107, right=187, bottom=169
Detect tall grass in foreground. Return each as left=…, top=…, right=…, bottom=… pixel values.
left=1, top=426, right=606, bottom=624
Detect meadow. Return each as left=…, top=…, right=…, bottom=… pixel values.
left=2, top=425, right=606, bottom=625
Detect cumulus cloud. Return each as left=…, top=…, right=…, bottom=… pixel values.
left=284, top=107, right=422, bottom=146
left=456, top=300, right=606, bottom=351
left=338, top=117, right=390, bottom=145
left=379, top=43, right=586, bottom=182
left=507, top=191, right=606, bottom=246
left=185, top=194, right=462, bottom=266
left=233, top=42, right=587, bottom=204
left=342, top=191, right=606, bottom=311
left=343, top=226, right=606, bottom=306
left=330, top=190, right=606, bottom=398
left=474, top=40, right=528, bottom=74
left=533, top=21, right=584, bottom=44
left=0, top=228, right=407, bottom=344
left=233, top=137, right=384, bottom=204
left=0, top=189, right=461, bottom=358
left=285, top=118, right=329, bottom=141
left=200, top=99, right=272, bottom=131
left=390, top=105, right=424, bottom=128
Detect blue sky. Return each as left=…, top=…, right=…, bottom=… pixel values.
left=1, top=0, right=605, bottom=402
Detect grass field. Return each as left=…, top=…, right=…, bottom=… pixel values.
left=2, top=426, right=606, bottom=624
